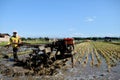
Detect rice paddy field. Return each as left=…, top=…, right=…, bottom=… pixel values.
left=0, top=41, right=120, bottom=80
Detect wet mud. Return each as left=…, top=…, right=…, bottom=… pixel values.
left=0, top=44, right=120, bottom=80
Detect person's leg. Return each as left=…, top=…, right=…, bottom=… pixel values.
left=13, top=47, right=18, bottom=61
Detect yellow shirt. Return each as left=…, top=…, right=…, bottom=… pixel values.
left=8, top=36, right=21, bottom=48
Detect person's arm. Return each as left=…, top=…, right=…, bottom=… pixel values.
left=18, top=36, right=23, bottom=47
left=8, top=38, right=12, bottom=45
left=18, top=38, right=22, bottom=44
left=17, top=35, right=22, bottom=44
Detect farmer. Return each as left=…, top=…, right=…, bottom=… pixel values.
left=8, top=31, right=22, bottom=61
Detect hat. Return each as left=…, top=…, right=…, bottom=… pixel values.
left=13, top=32, right=17, bottom=34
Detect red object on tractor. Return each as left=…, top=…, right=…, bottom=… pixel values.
left=64, top=38, right=74, bottom=45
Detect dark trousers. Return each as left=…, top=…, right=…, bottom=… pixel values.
left=13, top=47, right=18, bottom=60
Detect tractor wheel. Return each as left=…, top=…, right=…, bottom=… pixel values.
left=67, top=45, right=74, bottom=53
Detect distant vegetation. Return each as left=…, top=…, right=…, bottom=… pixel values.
left=73, top=37, right=120, bottom=42
left=21, top=37, right=50, bottom=44
left=73, top=37, right=120, bottom=40
left=0, top=36, right=120, bottom=46
left=21, top=36, right=120, bottom=41
left=21, top=37, right=50, bottom=41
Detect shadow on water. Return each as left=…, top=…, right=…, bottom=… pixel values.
left=13, top=60, right=26, bottom=67
left=51, top=54, right=72, bottom=62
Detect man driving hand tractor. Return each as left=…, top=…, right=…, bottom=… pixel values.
left=7, top=31, right=22, bottom=61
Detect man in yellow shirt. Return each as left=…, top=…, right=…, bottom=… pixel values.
left=8, top=32, right=21, bottom=61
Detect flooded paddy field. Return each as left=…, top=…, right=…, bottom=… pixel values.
left=0, top=41, right=120, bottom=80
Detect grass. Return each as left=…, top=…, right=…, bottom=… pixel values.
left=23, top=40, right=51, bottom=44
left=0, top=50, right=32, bottom=59
left=0, top=42, right=8, bottom=46
left=0, top=40, right=51, bottom=46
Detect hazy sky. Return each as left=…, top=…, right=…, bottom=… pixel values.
left=0, top=0, right=120, bottom=37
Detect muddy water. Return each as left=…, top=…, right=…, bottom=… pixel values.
left=0, top=46, right=120, bottom=80
left=60, top=56, right=120, bottom=80
left=0, top=58, right=120, bottom=80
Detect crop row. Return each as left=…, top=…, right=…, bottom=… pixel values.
left=74, top=41, right=120, bottom=71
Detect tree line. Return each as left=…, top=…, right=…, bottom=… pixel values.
left=73, top=37, right=120, bottom=41
left=21, top=37, right=49, bottom=41
left=21, top=36, right=120, bottom=42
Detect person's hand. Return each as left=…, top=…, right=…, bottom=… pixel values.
left=18, top=42, right=23, bottom=47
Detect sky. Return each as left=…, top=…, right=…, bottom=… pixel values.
left=0, top=0, right=120, bottom=38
